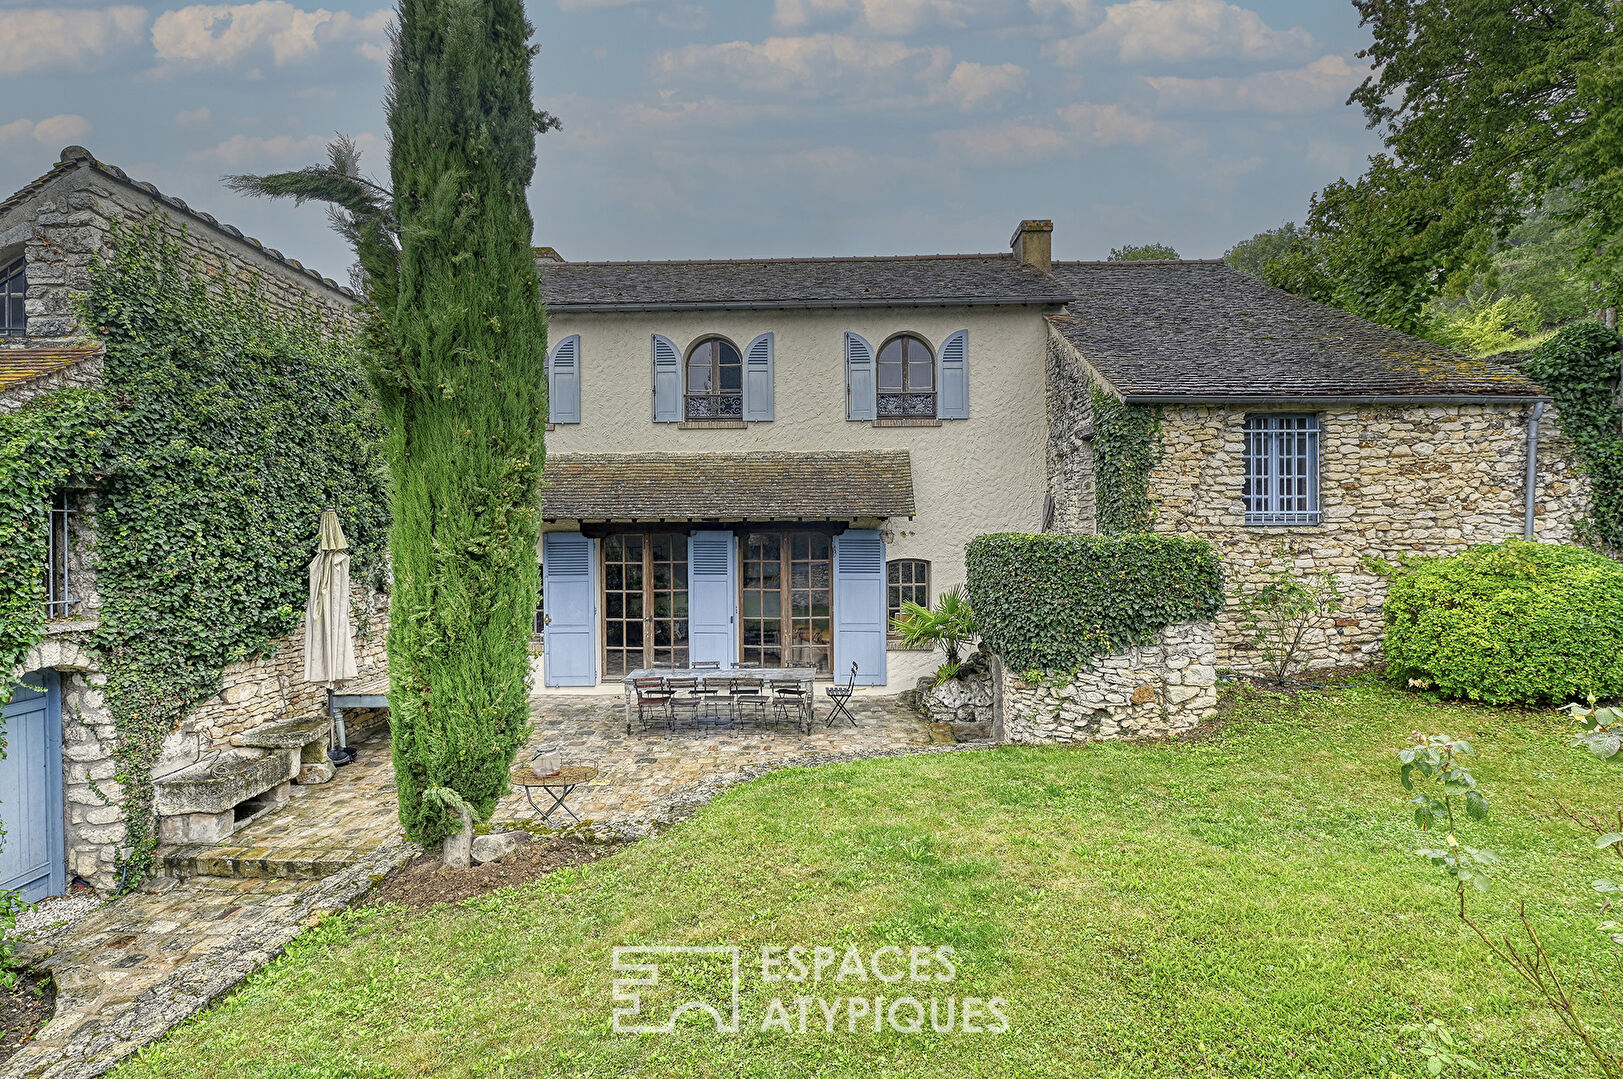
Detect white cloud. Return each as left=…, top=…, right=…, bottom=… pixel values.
left=1144, top=54, right=1358, bottom=114
left=936, top=100, right=1178, bottom=160
left=184, top=131, right=386, bottom=169
left=773, top=0, right=1024, bottom=34
left=1045, top=0, right=1315, bottom=66
left=935, top=61, right=1027, bottom=111
left=174, top=106, right=213, bottom=128
left=0, top=7, right=147, bottom=76
left=653, top=34, right=951, bottom=100
left=0, top=115, right=94, bottom=151
left=151, top=2, right=392, bottom=71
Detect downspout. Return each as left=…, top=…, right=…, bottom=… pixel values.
left=1524, top=401, right=1546, bottom=540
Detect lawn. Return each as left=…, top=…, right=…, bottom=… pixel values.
left=119, top=680, right=1621, bottom=1078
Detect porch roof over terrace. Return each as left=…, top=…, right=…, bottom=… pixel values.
left=540, top=451, right=915, bottom=522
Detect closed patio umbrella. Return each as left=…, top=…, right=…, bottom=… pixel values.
left=304, top=509, right=357, bottom=758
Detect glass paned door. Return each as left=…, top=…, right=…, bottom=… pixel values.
left=602, top=532, right=689, bottom=678
left=741, top=531, right=833, bottom=675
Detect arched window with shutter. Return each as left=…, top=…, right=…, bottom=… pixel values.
left=546, top=334, right=581, bottom=424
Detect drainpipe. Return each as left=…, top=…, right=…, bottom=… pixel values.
left=1524, top=401, right=1546, bottom=540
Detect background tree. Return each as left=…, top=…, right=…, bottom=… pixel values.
left=1107, top=242, right=1180, bottom=261
left=232, top=0, right=559, bottom=845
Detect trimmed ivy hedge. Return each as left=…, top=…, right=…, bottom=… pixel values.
left=965, top=532, right=1224, bottom=672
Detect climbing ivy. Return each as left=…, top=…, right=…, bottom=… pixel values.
left=70, top=217, right=390, bottom=884
left=0, top=390, right=108, bottom=686
left=1523, top=321, right=1623, bottom=555
left=1090, top=388, right=1162, bottom=534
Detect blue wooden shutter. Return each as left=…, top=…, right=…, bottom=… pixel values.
left=542, top=532, right=597, bottom=686
left=652, top=334, right=681, bottom=422
left=547, top=334, right=581, bottom=424
left=937, top=329, right=969, bottom=419
left=688, top=531, right=737, bottom=665
left=833, top=529, right=886, bottom=686
left=743, top=332, right=774, bottom=422
left=845, top=332, right=876, bottom=421
left=0, top=671, right=64, bottom=902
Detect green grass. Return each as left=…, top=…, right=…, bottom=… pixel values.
left=119, top=681, right=1622, bottom=1078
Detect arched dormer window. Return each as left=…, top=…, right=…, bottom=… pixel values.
left=876, top=333, right=935, bottom=418
left=1, top=255, right=25, bottom=337
left=685, top=336, right=743, bottom=420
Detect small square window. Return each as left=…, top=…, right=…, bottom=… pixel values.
left=1243, top=414, right=1321, bottom=526
left=1, top=255, right=25, bottom=337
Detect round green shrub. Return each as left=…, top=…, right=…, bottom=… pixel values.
left=1383, top=539, right=1623, bottom=705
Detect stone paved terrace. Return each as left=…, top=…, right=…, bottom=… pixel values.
left=3, top=692, right=951, bottom=1079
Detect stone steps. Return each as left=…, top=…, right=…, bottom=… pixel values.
left=157, top=843, right=361, bottom=880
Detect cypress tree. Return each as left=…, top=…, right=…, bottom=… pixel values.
left=230, top=0, right=553, bottom=844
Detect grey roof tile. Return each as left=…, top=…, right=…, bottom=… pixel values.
left=1047, top=260, right=1547, bottom=400
left=542, top=451, right=914, bottom=521
left=539, top=254, right=1074, bottom=311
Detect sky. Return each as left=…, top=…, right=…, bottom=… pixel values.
left=0, top=0, right=1390, bottom=282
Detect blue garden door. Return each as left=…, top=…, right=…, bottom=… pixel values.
left=833, top=530, right=887, bottom=686
left=688, top=531, right=737, bottom=666
left=0, top=671, right=65, bottom=902
left=543, top=532, right=598, bottom=687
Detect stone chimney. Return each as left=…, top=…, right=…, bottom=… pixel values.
left=1009, top=219, right=1052, bottom=273
left=533, top=246, right=565, bottom=264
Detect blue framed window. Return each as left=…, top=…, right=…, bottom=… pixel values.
left=1243, top=414, right=1321, bottom=526
left=1, top=255, right=24, bottom=337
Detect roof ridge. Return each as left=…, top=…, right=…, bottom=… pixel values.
left=546, top=252, right=1015, bottom=268
left=0, top=147, right=356, bottom=301
left=1053, top=258, right=1227, bottom=267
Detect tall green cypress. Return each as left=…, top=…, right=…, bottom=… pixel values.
left=378, top=0, right=548, bottom=843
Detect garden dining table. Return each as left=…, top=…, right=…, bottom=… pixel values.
left=621, top=666, right=818, bottom=730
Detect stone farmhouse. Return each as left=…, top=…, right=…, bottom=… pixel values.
left=0, top=146, right=1588, bottom=902
left=534, top=221, right=1583, bottom=688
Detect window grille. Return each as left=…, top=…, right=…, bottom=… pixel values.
left=1243, top=414, right=1321, bottom=526
left=1, top=255, right=24, bottom=337
left=45, top=491, right=76, bottom=618
left=887, top=559, right=930, bottom=631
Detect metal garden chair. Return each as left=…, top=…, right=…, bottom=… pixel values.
left=824, top=663, right=859, bottom=728
left=630, top=677, right=675, bottom=735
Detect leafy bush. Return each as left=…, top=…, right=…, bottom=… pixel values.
left=890, top=586, right=978, bottom=680
left=965, top=532, right=1224, bottom=672
left=1235, top=546, right=1344, bottom=682
left=1384, top=540, right=1623, bottom=705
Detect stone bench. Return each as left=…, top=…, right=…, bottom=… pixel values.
left=154, top=715, right=335, bottom=845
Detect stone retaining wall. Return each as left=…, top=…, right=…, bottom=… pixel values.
left=993, top=620, right=1218, bottom=744
left=915, top=668, right=994, bottom=740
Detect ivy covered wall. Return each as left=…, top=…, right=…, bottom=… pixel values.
left=1523, top=321, right=1623, bottom=556
left=2, top=216, right=389, bottom=885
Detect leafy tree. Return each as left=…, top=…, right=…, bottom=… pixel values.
left=1349, top=0, right=1621, bottom=310
left=1107, top=242, right=1180, bottom=261
left=1223, top=222, right=1309, bottom=278
left=231, top=0, right=558, bottom=845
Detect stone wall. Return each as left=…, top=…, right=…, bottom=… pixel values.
left=0, top=148, right=354, bottom=350
left=915, top=669, right=994, bottom=739
left=1044, top=333, right=1095, bottom=532
left=1148, top=402, right=1587, bottom=669
left=175, top=587, right=390, bottom=757
left=993, top=620, right=1218, bottom=744
left=0, top=351, right=103, bottom=413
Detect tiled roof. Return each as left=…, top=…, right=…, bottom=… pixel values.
left=542, top=451, right=915, bottom=520
left=0, top=345, right=102, bottom=392
left=539, top=254, right=1075, bottom=311
left=1047, top=260, right=1548, bottom=401
left=0, top=146, right=354, bottom=301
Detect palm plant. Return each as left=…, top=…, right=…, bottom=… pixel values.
left=891, top=586, right=979, bottom=668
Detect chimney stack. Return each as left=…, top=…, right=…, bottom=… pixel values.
left=1009, top=219, right=1052, bottom=273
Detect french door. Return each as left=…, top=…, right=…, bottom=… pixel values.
left=602, top=532, right=689, bottom=678
left=740, top=531, right=833, bottom=675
